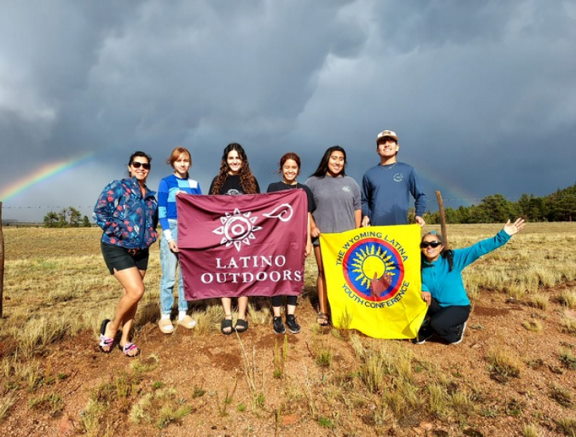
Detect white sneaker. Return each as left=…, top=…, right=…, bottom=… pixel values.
left=158, top=318, right=174, bottom=334
left=177, top=315, right=197, bottom=329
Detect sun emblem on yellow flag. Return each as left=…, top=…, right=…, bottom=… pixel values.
left=350, top=244, right=396, bottom=289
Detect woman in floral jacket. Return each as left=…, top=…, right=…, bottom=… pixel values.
left=94, top=151, right=158, bottom=357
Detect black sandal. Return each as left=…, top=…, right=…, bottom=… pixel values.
left=221, top=318, right=233, bottom=335
left=234, top=319, right=249, bottom=333
left=317, top=312, right=329, bottom=327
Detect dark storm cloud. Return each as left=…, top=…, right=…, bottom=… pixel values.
left=294, top=0, right=576, bottom=204
left=1, top=0, right=575, bottom=220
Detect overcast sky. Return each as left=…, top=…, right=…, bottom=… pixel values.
left=1, top=0, right=575, bottom=222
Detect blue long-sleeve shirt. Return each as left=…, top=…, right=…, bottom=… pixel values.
left=421, top=229, right=511, bottom=307
left=157, top=174, right=202, bottom=241
left=361, top=162, right=426, bottom=225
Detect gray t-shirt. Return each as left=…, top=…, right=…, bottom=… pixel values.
left=305, top=175, right=361, bottom=233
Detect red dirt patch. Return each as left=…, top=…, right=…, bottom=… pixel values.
left=1, top=290, right=575, bottom=436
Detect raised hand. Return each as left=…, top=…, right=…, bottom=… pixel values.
left=503, top=218, right=526, bottom=236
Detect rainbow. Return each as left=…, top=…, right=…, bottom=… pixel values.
left=414, top=164, right=479, bottom=208
left=0, top=152, right=94, bottom=202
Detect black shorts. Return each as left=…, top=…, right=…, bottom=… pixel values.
left=100, top=242, right=149, bottom=275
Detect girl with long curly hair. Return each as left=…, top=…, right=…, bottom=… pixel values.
left=209, top=143, right=260, bottom=334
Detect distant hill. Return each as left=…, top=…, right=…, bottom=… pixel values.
left=1, top=219, right=43, bottom=227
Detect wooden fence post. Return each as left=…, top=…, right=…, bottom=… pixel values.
left=435, top=191, right=449, bottom=248
left=0, top=202, right=4, bottom=318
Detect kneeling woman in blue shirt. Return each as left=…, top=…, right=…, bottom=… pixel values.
left=416, top=218, right=525, bottom=345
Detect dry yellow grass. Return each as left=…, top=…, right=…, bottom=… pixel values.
left=423, top=222, right=576, bottom=300
left=2, top=223, right=574, bottom=360
left=486, top=348, right=523, bottom=383
left=1, top=222, right=575, bottom=435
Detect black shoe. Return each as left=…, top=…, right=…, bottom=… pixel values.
left=412, top=325, right=433, bottom=345
left=412, top=333, right=431, bottom=345
left=449, top=321, right=467, bottom=345
left=285, top=315, right=301, bottom=334
left=273, top=316, right=286, bottom=334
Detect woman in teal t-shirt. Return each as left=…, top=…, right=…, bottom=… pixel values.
left=416, top=218, right=525, bottom=345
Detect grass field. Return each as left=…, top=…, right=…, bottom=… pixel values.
left=0, top=223, right=575, bottom=436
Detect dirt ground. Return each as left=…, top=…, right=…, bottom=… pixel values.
left=1, top=285, right=575, bottom=437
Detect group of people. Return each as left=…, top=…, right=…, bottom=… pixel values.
left=94, top=129, right=525, bottom=357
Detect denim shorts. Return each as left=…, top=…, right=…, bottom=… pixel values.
left=100, top=242, right=149, bottom=274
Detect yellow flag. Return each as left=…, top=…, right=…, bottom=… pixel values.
left=320, top=225, right=427, bottom=339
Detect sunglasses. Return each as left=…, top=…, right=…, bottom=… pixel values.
left=420, top=241, right=442, bottom=249
left=131, top=162, right=151, bottom=170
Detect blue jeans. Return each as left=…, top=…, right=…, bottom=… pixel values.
left=159, top=220, right=188, bottom=315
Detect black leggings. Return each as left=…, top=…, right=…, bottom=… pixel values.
left=425, top=299, right=470, bottom=343
left=271, top=295, right=298, bottom=308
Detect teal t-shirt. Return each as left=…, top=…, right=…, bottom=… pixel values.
left=421, top=230, right=511, bottom=306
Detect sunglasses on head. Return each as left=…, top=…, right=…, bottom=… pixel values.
left=131, top=162, right=150, bottom=170
left=420, top=241, right=442, bottom=249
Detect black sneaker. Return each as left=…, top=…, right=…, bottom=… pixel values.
left=449, top=321, right=467, bottom=345
left=273, top=316, right=286, bottom=334
left=285, top=315, right=301, bottom=334
left=412, top=325, right=433, bottom=344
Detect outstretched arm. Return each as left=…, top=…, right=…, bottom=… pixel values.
left=454, top=217, right=526, bottom=269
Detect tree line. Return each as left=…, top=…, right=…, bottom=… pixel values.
left=43, top=207, right=91, bottom=228
left=423, top=184, right=576, bottom=224
left=43, top=183, right=575, bottom=227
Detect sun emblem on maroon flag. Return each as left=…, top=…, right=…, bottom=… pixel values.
left=213, top=208, right=262, bottom=251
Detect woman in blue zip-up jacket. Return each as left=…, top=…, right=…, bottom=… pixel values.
left=415, top=218, right=525, bottom=345
left=94, top=151, right=158, bottom=357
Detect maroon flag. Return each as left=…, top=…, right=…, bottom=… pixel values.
left=177, top=190, right=307, bottom=299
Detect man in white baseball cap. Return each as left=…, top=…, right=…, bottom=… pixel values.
left=361, top=129, right=426, bottom=227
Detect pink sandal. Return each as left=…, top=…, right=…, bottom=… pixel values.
left=98, top=319, right=114, bottom=353
left=119, top=342, right=140, bottom=358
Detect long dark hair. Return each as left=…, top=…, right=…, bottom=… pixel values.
left=421, top=231, right=454, bottom=271
left=210, top=143, right=258, bottom=194
left=310, top=145, right=347, bottom=178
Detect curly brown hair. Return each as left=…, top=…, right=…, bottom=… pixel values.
left=210, top=143, right=258, bottom=194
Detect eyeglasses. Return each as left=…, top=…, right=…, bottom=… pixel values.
left=420, top=241, right=442, bottom=249
left=131, top=162, right=151, bottom=170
